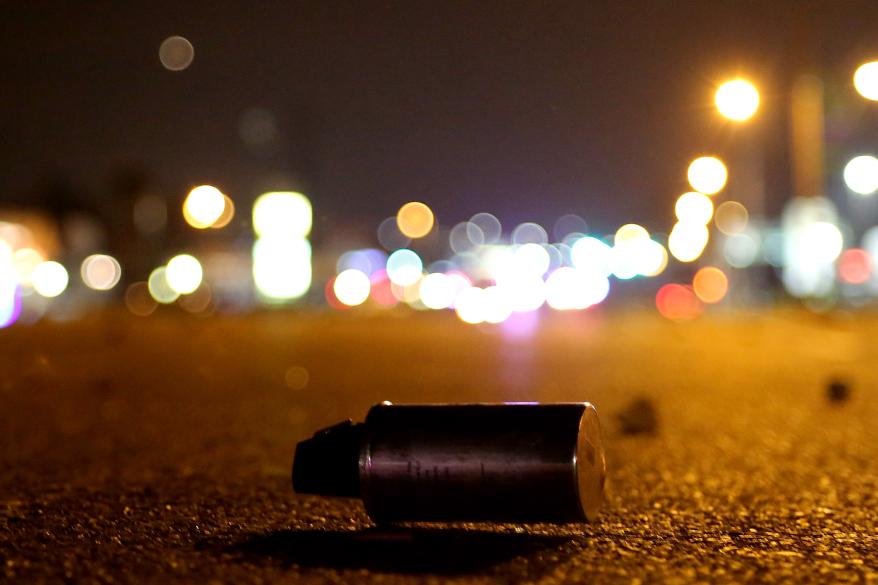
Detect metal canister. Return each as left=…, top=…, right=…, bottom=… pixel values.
left=293, top=402, right=606, bottom=523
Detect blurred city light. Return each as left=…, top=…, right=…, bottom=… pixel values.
left=12, top=248, right=44, bottom=285
left=418, top=273, right=456, bottom=310
left=455, top=286, right=486, bottom=324
left=147, top=267, right=179, bottom=304
left=333, top=269, right=371, bottom=307
left=0, top=247, right=21, bottom=328
left=715, top=79, right=760, bottom=121
left=692, top=267, right=729, bottom=303
left=377, top=217, right=412, bottom=251
left=570, top=236, right=613, bottom=277
left=614, top=223, right=649, bottom=244
left=481, top=286, right=513, bottom=324
left=656, top=284, right=702, bottom=321
left=511, top=222, right=548, bottom=245
left=723, top=233, right=759, bottom=268
left=81, top=254, right=122, bottom=291
left=687, top=156, right=728, bottom=195
left=125, top=282, right=157, bottom=316
left=450, top=221, right=482, bottom=253
left=853, top=60, right=878, bottom=101
left=668, top=222, right=709, bottom=262
left=31, top=261, right=68, bottom=298
left=782, top=197, right=843, bottom=297
left=469, top=213, right=502, bottom=244
left=843, top=155, right=878, bottom=196
left=838, top=248, right=872, bottom=285
left=253, top=192, right=312, bottom=238
left=715, top=201, right=749, bottom=235
left=165, top=254, right=203, bottom=295
left=159, top=35, right=194, bottom=71
left=396, top=202, right=435, bottom=238
left=514, top=243, right=551, bottom=277
left=675, top=192, right=714, bottom=225
left=211, top=195, right=236, bottom=229
left=183, top=186, right=227, bottom=229
left=252, top=192, right=312, bottom=301
left=545, top=267, right=610, bottom=310
left=386, top=249, right=423, bottom=286
left=252, top=238, right=312, bottom=301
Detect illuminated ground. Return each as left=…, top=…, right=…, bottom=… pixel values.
left=2, top=308, right=878, bottom=583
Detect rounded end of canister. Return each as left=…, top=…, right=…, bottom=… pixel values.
left=574, top=403, right=606, bottom=521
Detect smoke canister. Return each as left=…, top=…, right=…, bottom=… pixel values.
left=293, top=402, right=606, bottom=523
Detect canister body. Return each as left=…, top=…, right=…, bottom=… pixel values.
left=359, top=403, right=605, bottom=523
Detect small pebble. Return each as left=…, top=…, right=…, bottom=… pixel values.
left=617, top=397, right=658, bottom=435
left=826, top=378, right=850, bottom=404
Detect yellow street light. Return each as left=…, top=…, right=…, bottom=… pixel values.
left=715, top=79, right=760, bottom=121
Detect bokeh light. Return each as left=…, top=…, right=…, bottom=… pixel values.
left=31, top=261, right=68, bottom=298
left=333, top=269, right=371, bottom=306
left=838, top=248, right=872, bottom=285
left=853, top=61, right=878, bottom=101
left=656, top=284, right=703, bottom=321
left=570, top=236, right=613, bottom=277
left=165, top=254, right=203, bottom=295
left=418, top=273, right=456, bottom=310
left=159, top=36, right=194, bottom=71
left=252, top=238, right=312, bottom=301
left=12, top=248, right=44, bottom=285
left=183, top=186, right=227, bottom=229
left=450, top=221, right=483, bottom=254
left=669, top=222, right=709, bottom=262
left=545, top=267, right=610, bottom=310
left=675, top=192, right=714, bottom=225
left=386, top=249, right=423, bottom=286
left=125, top=282, right=157, bottom=316
left=178, top=283, right=212, bottom=314
left=455, top=287, right=486, bottom=324
left=687, top=156, right=728, bottom=195
left=801, top=222, right=844, bottom=264
left=252, top=192, right=312, bottom=301
left=147, top=266, right=180, bottom=304
left=511, top=222, right=548, bottom=245
left=843, top=155, right=878, bottom=196
left=253, top=192, right=312, bottom=238
left=715, top=201, right=749, bottom=235
left=692, top=267, right=729, bottom=303
left=377, top=217, right=411, bottom=251
left=0, top=253, right=21, bottom=328
left=469, top=213, right=502, bottom=244
left=724, top=233, right=759, bottom=268
left=396, top=202, right=435, bottom=238
left=614, top=224, right=649, bottom=245
left=481, top=286, right=513, bottom=324
left=514, top=243, right=551, bottom=277
left=81, top=254, right=122, bottom=291
left=211, top=195, right=236, bottom=229
left=715, top=79, right=760, bottom=121
left=553, top=214, right=588, bottom=241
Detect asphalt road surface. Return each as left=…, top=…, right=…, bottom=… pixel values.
left=2, top=308, right=878, bottom=583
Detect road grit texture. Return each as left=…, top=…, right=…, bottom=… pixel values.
left=2, top=309, right=878, bottom=583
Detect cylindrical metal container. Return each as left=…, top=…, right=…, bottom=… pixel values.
left=293, top=402, right=605, bottom=523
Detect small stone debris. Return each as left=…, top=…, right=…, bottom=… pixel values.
left=617, top=397, right=658, bottom=435
left=826, top=378, right=850, bottom=404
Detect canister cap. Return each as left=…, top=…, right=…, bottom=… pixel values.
left=575, top=403, right=606, bottom=521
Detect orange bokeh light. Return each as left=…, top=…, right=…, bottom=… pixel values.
left=692, top=267, right=729, bottom=304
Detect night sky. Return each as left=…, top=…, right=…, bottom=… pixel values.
left=3, top=1, right=878, bottom=234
